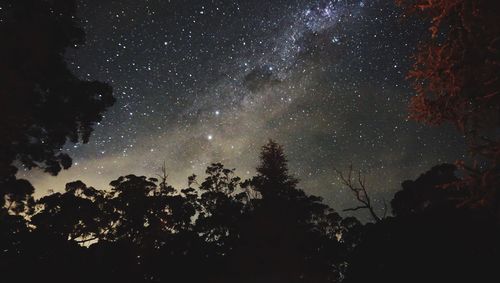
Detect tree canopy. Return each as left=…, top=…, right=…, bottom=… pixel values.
left=1, top=1, right=499, bottom=282
left=0, top=0, right=114, bottom=214
left=397, top=0, right=500, bottom=211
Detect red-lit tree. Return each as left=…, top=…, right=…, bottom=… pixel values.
left=397, top=0, right=500, bottom=212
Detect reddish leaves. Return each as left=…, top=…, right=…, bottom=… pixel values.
left=398, top=0, right=500, bottom=213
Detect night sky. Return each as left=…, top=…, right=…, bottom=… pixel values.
left=24, top=0, right=465, bottom=216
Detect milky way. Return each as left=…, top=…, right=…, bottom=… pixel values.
left=23, top=0, right=465, bottom=218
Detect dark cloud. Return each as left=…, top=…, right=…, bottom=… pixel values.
left=243, top=66, right=282, bottom=92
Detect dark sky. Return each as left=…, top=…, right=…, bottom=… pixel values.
left=24, top=0, right=465, bottom=217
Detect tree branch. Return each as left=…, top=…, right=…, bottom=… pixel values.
left=335, top=165, right=382, bottom=222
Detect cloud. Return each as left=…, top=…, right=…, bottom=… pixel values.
left=243, top=66, right=282, bottom=92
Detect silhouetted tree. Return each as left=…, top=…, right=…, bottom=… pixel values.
left=108, top=175, right=160, bottom=244
left=334, top=165, right=386, bottom=222
left=247, top=140, right=299, bottom=200
left=343, top=165, right=500, bottom=283
left=0, top=3, right=114, bottom=279
left=236, top=140, right=345, bottom=283
left=391, top=163, right=468, bottom=216
left=0, top=0, right=114, bottom=215
left=2, top=181, right=96, bottom=283
left=2, top=141, right=353, bottom=283
left=194, top=163, right=245, bottom=252
left=97, top=174, right=201, bottom=282
left=1, top=177, right=35, bottom=215
left=32, top=180, right=107, bottom=243
left=397, top=0, right=500, bottom=212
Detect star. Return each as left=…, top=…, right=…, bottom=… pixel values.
left=23, top=0, right=464, bottom=221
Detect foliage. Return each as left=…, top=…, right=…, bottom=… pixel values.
left=1, top=1, right=499, bottom=282
left=396, top=0, right=500, bottom=212
left=1, top=141, right=499, bottom=282
left=343, top=164, right=500, bottom=283
left=0, top=0, right=114, bottom=215
left=1, top=141, right=348, bottom=283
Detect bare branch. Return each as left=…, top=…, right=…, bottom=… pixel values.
left=74, top=236, right=99, bottom=244
left=343, top=206, right=370, bottom=212
left=335, top=165, right=383, bottom=222
left=382, top=198, right=388, bottom=219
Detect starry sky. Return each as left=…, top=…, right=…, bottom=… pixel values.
left=24, top=0, right=465, bottom=217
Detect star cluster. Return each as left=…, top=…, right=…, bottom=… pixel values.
left=25, top=0, right=465, bottom=216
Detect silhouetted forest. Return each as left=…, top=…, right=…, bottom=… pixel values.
left=1, top=1, right=499, bottom=283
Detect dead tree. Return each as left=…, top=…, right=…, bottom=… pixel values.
left=334, top=165, right=386, bottom=222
